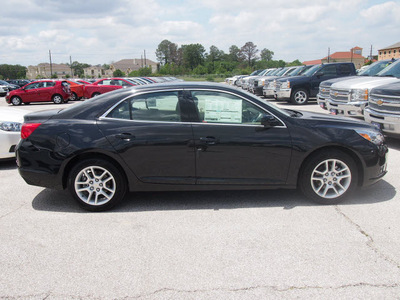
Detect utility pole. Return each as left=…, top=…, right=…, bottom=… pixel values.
left=144, top=49, right=147, bottom=67
left=70, top=56, right=73, bottom=77
left=327, top=47, right=330, bottom=63
left=370, top=45, right=373, bottom=60
left=49, top=50, right=53, bottom=78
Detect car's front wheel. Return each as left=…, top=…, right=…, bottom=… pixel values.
left=11, top=96, right=22, bottom=106
left=299, top=150, right=358, bottom=204
left=291, top=88, right=309, bottom=105
left=68, top=159, right=127, bottom=211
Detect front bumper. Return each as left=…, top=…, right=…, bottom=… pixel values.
left=364, top=107, right=400, bottom=136
left=316, top=94, right=327, bottom=110
left=326, top=100, right=366, bottom=117
left=263, top=88, right=275, bottom=98
left=275, top=89, right=291, bottom=100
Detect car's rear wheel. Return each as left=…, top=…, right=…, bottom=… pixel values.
left=299, top=150, right=358, bottom=204
left=70, top=92, right=78, bottom=101
left=11, top=96, right=22, bottom=106
left=52, top=94, right=63, bottom=104
left=291, top=88, right=309, bottom=105
left=68, top=159, right=127, bottom=211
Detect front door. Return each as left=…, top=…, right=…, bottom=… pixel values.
left=187, top=90, right=292, bottom=186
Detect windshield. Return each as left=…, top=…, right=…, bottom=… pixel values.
left=358, top=60, right=395, bottom=76
left=286, top=66, right=302, bottom=76
left=377, top=59, right=400, bottom=77
left=250, top=70, right=262, bottom=76
left=302, top=64, right=322, bottom=76
left=275, top=68, right=289, bottom=76
left=269, top=68, right=282, bottom=76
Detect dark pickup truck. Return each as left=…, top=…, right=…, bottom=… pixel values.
left=274, top=62, right=357, bottom=105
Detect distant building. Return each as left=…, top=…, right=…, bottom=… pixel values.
left=302, top=47, right=366, bottom=69
left=110, top=58, right=159, bottom=75
left=378, top=42, right=400, bottom=61
left=83, top=65, right=113, bottom=79
left=26, top=63, right=72, bottom=79
left=303, top=59, right=322, bottom=66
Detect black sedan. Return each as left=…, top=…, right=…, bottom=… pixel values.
left=16, top=82, right=388, bottom=211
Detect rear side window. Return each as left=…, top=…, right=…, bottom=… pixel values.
left=107, top=91, right=181, bottom=122
left=339, top=64, right=352, bottom=75
left=320, top=65, right=337, bottom=76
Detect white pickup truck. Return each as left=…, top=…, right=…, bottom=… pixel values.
left=326, top=59, right=400, bottom=117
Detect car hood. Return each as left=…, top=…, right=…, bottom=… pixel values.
left=371, top=81, right=400, bottom=96
left=331, top=77, right=399, bottom=89
left=292, top=110, right=370, bottom=128
left=0, top=107, right=30, bottom=123
left=319, top=76, right=359, bottom=88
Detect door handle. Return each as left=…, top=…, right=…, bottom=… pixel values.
left=199, top=136, right=217, bottom=145
left=115, top=133, right=135, bottom=141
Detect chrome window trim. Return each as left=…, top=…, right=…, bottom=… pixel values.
left=99, top=88, right=287, bottom=129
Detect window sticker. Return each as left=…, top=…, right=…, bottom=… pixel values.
left=204, top=98, right=242, bottom=123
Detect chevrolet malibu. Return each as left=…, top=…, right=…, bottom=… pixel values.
left=16, top=82, right=388, bottom=211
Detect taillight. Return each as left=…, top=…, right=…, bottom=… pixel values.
left=21, top=123, right=41, bottom=139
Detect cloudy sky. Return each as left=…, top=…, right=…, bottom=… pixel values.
left=1, top=0, right=399, bottom=67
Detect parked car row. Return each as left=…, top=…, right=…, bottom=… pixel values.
left=3, top=77, right=182, bottom=105
left=317, top=59, right=400, bottom=137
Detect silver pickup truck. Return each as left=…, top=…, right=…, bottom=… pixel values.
left=326, top=59, right=400, bottom=117
left=364, top=81, right=400, bottom=137
left=317, top=59, right=395, bottom=110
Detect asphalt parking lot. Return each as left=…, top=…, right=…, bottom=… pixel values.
left=1, top=95, right=400, bottom=299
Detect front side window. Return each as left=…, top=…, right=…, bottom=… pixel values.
left=107, top=91, right=181, bottom=122
left=25, top=82, right=40, bottom=90
left=190, top=91, right=266, bottom=125
left=320, top=65, right=337, bottom=76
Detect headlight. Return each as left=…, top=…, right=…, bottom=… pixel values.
left=0, top=121, right=22, bottom=132
left=356, top=129, right=384, bottom=145
left=282, top=80, right=290, bottom=89
left=350, top=89, right=368, bottom=102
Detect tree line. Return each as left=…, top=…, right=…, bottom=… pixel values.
left=155, top=40, right=302, bottom=76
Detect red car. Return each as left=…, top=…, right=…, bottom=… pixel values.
left=83, top=78, right=136, bottom=98
left=65, top=80, right=85, bottom=101
left=6, top=80, right=71, bottom=105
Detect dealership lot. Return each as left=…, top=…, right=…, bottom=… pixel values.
left=1, top=96, right=400, bottom=299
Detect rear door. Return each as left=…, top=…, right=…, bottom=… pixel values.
left=97, top=90, right=196, bottom=184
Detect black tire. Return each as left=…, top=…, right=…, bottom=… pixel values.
left=11, top=96, right=22, bottom=106
left=291, top=88, right=309, bottom=105
left=68, top=159, right=127, bottom=211
left=299, top=150, right=358, bottom=205
left=92, top=92, right=100, bottom=98
left=70, top=92, right=78, bottom=101
left=52, top=94, right=63, bottom=104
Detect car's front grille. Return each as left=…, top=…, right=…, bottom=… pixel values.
left=319, top=86, right=330, bottom=98
left=369, top=93, right=400, bottom=114
left=330, top=88, right=349, bottom=103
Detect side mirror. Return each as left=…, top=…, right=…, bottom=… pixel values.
left=261, top=115, right=281, bottom=128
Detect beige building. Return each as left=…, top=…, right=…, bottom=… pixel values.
left=83, top=65, right=113, bottom=78
left=378, top=42, right=400, bottom=60
left=110, top=58, right=159, bottom=75
left=26, top=63, right=72, bottom=79
left=303, top=47, right=365, bottom=69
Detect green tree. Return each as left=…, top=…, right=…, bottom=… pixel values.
left=182, top=44, right=206, bottom=70
left=156, top=39, right=179, bottom=65
left=70, top=61, right=90, bottom=78
left=240, top=42, right=259, bottom=66
left=228, top=45, right=241, bottom=62
left=113, top=69, right=125, bottom=77
left=260, top=48, right=274, bottom=61
left=0, top=64, right=27, bottom=79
